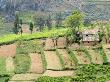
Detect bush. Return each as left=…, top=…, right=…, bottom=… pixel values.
left=14, top=54, right=31, bottom=73
left=37, top=76, right=72, bottom=82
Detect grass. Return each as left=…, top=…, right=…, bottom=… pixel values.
left=40, top=46, right=47, bottom=70
left=56, top=49, right=65, bottom=69
left=14, top=54, right=31, bottom=74
left=0, top=28, right=68, bottom=45
left=16, top=40, right=40, bottom=54
left=67, top=48, right=78, bottom=66
left=0, top=57, right=6, bottom=75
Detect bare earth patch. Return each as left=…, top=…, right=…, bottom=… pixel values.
left=44, top=51, right=62, bottom=70
left=74, top=51, right=90, bottom=64
left=29, top=53, right=44, bottom=74
left=43, top=70, right=75, bottom=77
left=6, top=57, right=14, bottom=73
left=57, top=37, right=66, bottom=48
left=58, top=49, right=75, bottom=68
left=89, top=50, right=103, bottom=64
left=0, top=44, right=16, bottom=57
left=44, top=38, right=55, bottom=50
left=10, top=74, right=42, bottom=81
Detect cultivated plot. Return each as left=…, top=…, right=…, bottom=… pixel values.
left=44, top=51, right=62, bottom=70
left=73, top=51, right=90, bottom=64
left=6, top=57, right=14, bottom=73
left=29, top=53, right=44, bottom=74
left=57, top=49, right=75, bottom=68
left=89, top=50, right=103, bottom=64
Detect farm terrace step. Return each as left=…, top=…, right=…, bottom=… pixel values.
left=43, top=70, right=75, bottom=77
left=9, top=74, right=42, bottom=81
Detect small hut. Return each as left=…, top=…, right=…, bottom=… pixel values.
left=82, top=29, right=99, bottom=46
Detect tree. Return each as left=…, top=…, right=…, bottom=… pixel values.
left=55, top=12, right=62, bottom=28
left=65, top=10, right=84, bottom=44
left=46, top=14, right=52, bottom=30
left=19, top=18, right=23, bottom=35
left=29, top=22, right=34, bottom=34
left=34, top=12, right=47, bottom=31
left=13, top=12, right=19, bottom=34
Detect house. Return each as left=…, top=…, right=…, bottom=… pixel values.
left=81, top=29, right=99, bottom=46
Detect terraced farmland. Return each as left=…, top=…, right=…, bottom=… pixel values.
left=73, top=51, right=90, bottom=64
left=44, top=51, right=62, bottom=70
left=89, top=50, right=103, bottom=64
left=57, top=49, right=75, bottom=69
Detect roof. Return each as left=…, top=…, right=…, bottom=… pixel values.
left=82, top=28, right=99, bottom=41
left=82, top=28, right=99, bottom=35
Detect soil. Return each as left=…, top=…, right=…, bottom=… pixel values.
left=57, top=37, right=66, bottom=48
left=10, top=74, right=42, bottom=81
left=44, top=51, right=62, bottom=70
left=29, top=53, right=44, bottom=74
left=58, top=49, right=75, bottom=68
left=44, top=38, right=55, bottom=50
left=74, top=51, right=90, bottom=64
left=0, top=44, right=16, bottom=57
left=43, top=70, right=75, bottom=77
left=89, top=50, right=103, bottom=64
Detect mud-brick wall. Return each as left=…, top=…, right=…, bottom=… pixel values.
left=0, top=44, right=16, bottom=57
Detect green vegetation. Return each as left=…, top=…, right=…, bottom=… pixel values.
left=81, top=46, right=92, bottom=63
left=67, top=48, right=78, bottom=66
left=0, top=75, right=11, bottom=82
left=0, top=57, right=6, bottom=74
left=40, top=46, right=47, bottom=69
left=37, top=64, right=110, bottom=82
left=56, top=49, right=65, bottom=69
left=14, top=54, right=31, bottom=73
left=0, top=28, right=68, bottom=45
left=16, top=40, right=40, bottom=54
left=37, top=76, right=71, bottom=82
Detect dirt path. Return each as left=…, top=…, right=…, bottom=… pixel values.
left=6, top=57, right=14, bottom=73
left=44, top=51, right=62, bottom=70
left=10, top=74, right=42, bottom=81
left=58, top=49, right=75, bottom=68
left=29, top=53, right=44, bottom=74
left=89, top=50, right=103, bottom=64
left=73, top=51, right=90, bottom=64
left=43, top=70, right=75, bottom=77
left=103, top=49, right=110, bottom=63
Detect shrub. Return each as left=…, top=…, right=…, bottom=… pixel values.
left=14, top=54, right=31, bottom=73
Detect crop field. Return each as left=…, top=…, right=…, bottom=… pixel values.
left=29, top=53, right=44, bottom=74
left=44, top=51, right=62, bottom=70
left=73, top=51, right=90, bottom=64
left=57, top=49, right=75, bottom=69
